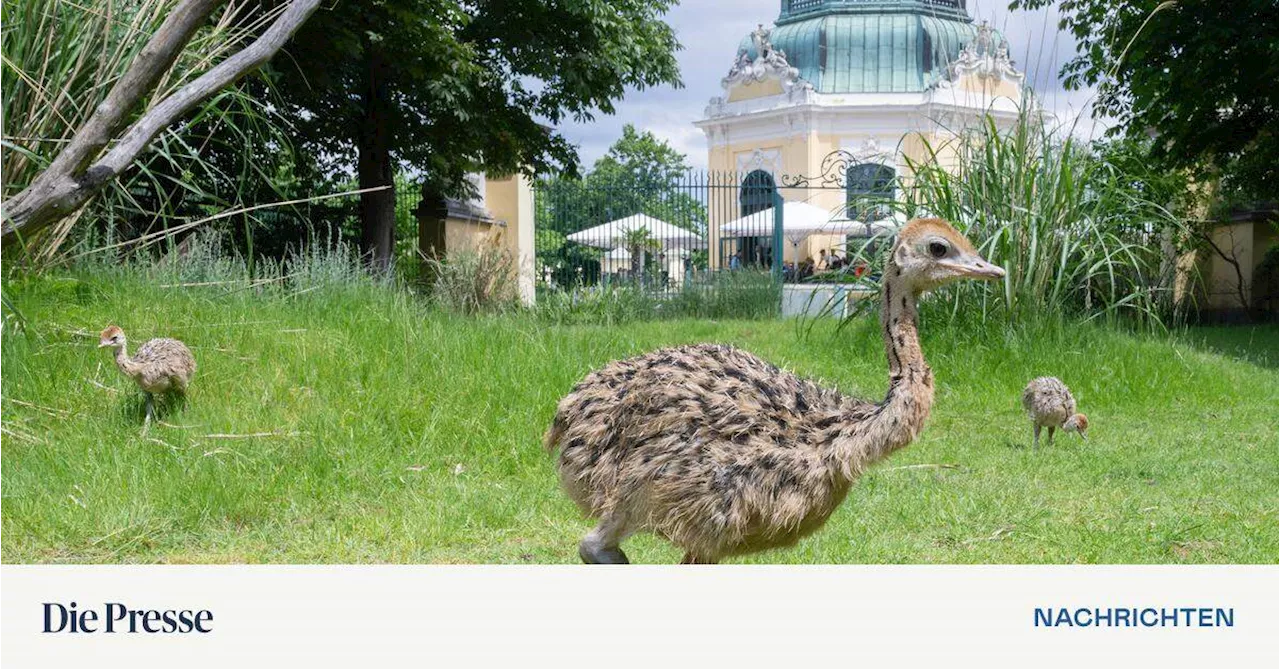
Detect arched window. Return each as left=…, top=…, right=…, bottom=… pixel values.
left=845, top=163, right=894, bottom=220
left=735, top=170, right=777, bottom=269
left=739, top=169, right=776, bottom=217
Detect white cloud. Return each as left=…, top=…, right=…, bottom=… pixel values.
left=555, top=0, right=1108, bottom=168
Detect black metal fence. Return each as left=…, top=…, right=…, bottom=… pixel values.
left=535, top=170, right=781, bottom=293
left=534, top=154, right=897, bottom=316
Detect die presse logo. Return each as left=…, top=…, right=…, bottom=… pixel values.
left=43, top=602, right=213, bottom=634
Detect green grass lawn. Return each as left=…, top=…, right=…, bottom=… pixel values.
left=2, top=272, right=1276, bottom=564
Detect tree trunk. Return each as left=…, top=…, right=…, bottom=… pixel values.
left=358, top=45, right=395, bottom=270
left=417, top=190, right=447, bottom=279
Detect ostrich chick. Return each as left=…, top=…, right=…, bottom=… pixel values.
left=99, top=325, right=196, bottom=425
left=545, top=218, right=1006, bottom=564
left=1021, top=376, right=1088, bottom=449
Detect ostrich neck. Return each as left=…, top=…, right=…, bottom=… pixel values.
left=826, top=264, right=935, bottom=480
left=114, top=345, right=141, bottom=378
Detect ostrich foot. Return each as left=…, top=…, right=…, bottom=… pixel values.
left=578, top=516, right=630, bottom=564
left=579, top=542, right=629, bottom=564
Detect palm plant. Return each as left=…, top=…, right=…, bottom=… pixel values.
left=623, top=227, right=661, bottom=284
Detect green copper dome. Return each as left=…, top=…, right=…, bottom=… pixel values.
left=737, top=0, right=985, bottom=93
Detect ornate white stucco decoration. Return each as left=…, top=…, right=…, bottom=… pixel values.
left=723, top=25, right=812, bottom=91
left=703, top=25, right=816, bottom=119
left=943, top=21, right=1024, bottom=85
left=840, top=136, right=893, bottom=166
left=704, top=97, right=728, bottom=118
left=704, top=124, right=728, bottom=147
left=735, top=148, right=782, bottom=176
left=783, top=111, right=810, bottom=140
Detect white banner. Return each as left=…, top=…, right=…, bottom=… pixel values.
left=3, top=566, right=1276, bottom=667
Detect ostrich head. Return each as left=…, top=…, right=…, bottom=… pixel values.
left=1063, top=413, right=1089, bottom=440
left=890, top=218, right=1005, bottom=293
left=98, top=325, right=126, bottom=350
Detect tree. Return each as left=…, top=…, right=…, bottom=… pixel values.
left=271, top=0, right=682, bottom=269
left=1, top=0, right=321, bottom=245
left=587, top=124, right=708, bottom=237
left=1013, top=0, right=1277, bottom=207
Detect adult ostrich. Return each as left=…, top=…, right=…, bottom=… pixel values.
left=545, top=218, right=1005, bottom=564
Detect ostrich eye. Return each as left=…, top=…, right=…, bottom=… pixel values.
left=927, top=241, right=948, bottom=258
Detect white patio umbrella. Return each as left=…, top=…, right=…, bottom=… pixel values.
left=566, top=213, right=705, bottom=250
left=720, top=201, right=896, bottom=247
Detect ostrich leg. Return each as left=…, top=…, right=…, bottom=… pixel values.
left=1048, top=426, right=1055, bottom=445
left=680, top=552, right=718, bottom=565
left=1032, top=424, right=1041, bottom=450
left=579, top=513, right=630, bottom=564
left=143, top=393, right=155, bottom=431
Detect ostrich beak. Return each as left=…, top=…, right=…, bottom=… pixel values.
left=942, top=254, right=1006, bottom=280
left=98, top=341, right=111, bottom=348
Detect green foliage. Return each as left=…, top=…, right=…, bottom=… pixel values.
left=2, top=266, right=1275, bottom=563
left=534, top=284, right=663, bottom=325
left=1, top=288, right=28, bottom=334
left=897, top=109, right=1184, bottom=328
left=666, top=270, right=781, bottom=320
left=534, top=270, right=780, bottom=324
left=1012, top=0, right=1277, bottom=207
left=271, top=0, right=683, bottom=262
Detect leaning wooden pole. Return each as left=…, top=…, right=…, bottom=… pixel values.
left=1, top=0, right=323, bottom=245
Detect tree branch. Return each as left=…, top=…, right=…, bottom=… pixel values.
left=1194, top=227, right=1250, bottom=310
left=2, top=0, right=322, bottom=243
left=44, top=0, right=222, bottom=179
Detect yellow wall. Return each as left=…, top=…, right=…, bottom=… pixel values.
left=705, top=131, right=935, bottom=268
left=954, top=75, right=1022, bottom=100
left=417, top=173, right=535, bottom=305
left=726, top=79, right=784, bottom=102
left=484, top=174, right=536, bottom=304
left=1180, top=221, right=1277, bottom=311
left=444, top=218, right=504, bottom=254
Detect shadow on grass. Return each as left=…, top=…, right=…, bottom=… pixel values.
left=116, top=393, right=189, bottom=425
left=1179, top=324, right=1279, bottom=368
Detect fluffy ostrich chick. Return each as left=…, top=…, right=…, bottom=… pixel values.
left=1021, top=376, right=1088, bottom=449
left=99, top=325, right=196, bottom=424
left=545, top=218, right=1006, bottom=564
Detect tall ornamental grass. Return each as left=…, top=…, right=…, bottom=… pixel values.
left=897, top=109, right=1183, bottom=330
left=2, top=0, right=293, bottom=260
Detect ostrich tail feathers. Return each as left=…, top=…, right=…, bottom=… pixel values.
left=543, top=415, right=567, bottom=454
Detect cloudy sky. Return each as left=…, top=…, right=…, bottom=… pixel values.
left=556, top=0, right=1109, bottom=170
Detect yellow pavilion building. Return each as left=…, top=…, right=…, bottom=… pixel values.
left=694, top=0, right=1028, bottom=269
